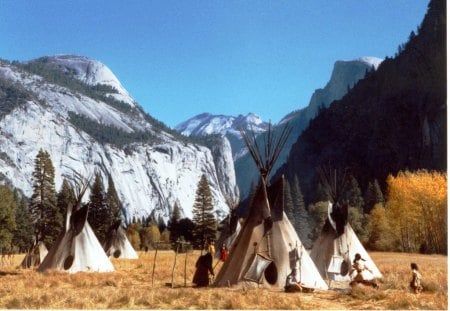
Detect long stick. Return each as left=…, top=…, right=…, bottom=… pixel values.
left=184, top=248, right=188, bottom=287
left=213, top=259, right=220, bottom=270
left=171, top=243, right=179, bottom=288
left=151, top=243, right=158, bottom=288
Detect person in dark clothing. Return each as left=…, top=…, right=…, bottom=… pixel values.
left=284, top=268, right=302, bottom=292
left=193, top=246, right=214, bottom=287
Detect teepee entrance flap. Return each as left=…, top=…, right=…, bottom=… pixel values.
left=328, top=255, right=346, bottom=274
left=243, top=253, right=273, bottom=283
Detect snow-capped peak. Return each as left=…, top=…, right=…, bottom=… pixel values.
left=175, top=112, right=268, bottom=138
left=356, top=56, right=383, bottom=70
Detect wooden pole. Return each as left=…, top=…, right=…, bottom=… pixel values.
left=184, top=247, right=188, bottom=287
left=151, top=243, right=158, bottom=288
left=171, top=243, right=179, bottom=288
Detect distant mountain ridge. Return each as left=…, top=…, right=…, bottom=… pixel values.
left=176, top=112, right=269, bottom=161
left=0, top=55, right=239, bottom=222
left=175, top=57, right=383, bottom=199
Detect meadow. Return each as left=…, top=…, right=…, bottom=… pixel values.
left=0, top=251, right=446, bottom=310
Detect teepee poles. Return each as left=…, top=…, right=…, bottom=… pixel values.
left=239, top=122, right=292, bottom=182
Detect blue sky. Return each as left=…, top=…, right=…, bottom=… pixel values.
left=0, top=1, right=429, bottom=127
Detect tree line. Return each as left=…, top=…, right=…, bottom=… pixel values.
left=125, top=174, right=218, bottom=251
left=0, top=149, right=219, bottom=253
left=0, top=148, right=445, bottom=255
left=274, top=169, right=446, bottom=254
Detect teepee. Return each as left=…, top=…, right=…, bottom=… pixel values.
left=214, top=124, right=328, bottom=290
left=309, top=167, right=382, bottom=282
left=21, top=241, right=48, bottom=268
left=38, top=176, right=114, bottom=273
left=103, top=220, right=138, bottom=259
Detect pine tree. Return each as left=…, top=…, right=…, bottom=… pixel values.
left=315, top=181, right=331, bottom=202
left=157, top=215, right=166, bottom=233
left=308, top=201, right=329, bottom=243
left=56, top=178, right=75, bottom=226
left=364, top=179, right=385, bottom=213
left=12, top=193, right=33, bottom=252
left=291, top=176, right=312, bottom=248
left=168, top=203, right=181, bottom=247
left=0, top=185, right=17, bottom=250
left=192, top=175, right=217, bottom=249
left=363, top=181, right=374, bottom=213
left=372, top=179, right=384, bottom=205
left=345, top=175, right=364, bottom=210
left=88, top=172, right=111, bottom=243
left=178, top=218, right=195, bottom=244
left=30, top=149, right=61, bottom=248
left=106, top=173, right=121, bottom=222
left=345, top=175, right=368, bottom=242
left=284, top=181, right=294, bottom=223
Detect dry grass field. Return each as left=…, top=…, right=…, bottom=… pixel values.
left=0, top=251, right=446, bottom=310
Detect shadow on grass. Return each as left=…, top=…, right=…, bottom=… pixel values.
left=0, top=271, right=20, bottom=277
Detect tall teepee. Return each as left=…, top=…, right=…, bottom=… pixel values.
left=103, top=220, right=138, bottom=259
left=38, top=175, right=114, bottom=273
left=214, top=124, right=328, bottom=290
left=310, top=167, right=382, bottom=282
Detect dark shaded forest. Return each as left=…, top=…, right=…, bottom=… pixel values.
left=275, top=0, right=446, bottom=204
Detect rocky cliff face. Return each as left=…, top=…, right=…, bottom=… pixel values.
left=0, top=55, right=239, bottom=222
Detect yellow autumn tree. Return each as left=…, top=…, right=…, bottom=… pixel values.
left=367, top=203, right=392, bottom=251
left=385, top=170, right=447, bottom=254
left=126, top=223, right=142, bottom=250
left=142, top=224, right=161, bottom=247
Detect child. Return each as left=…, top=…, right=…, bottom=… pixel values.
left=219, top=243, right=229, bottom=262
left=349, top=253, right=379, bottom=288
left=410, top=263, right=423, bottom=293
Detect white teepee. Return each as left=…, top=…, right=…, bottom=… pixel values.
left=214, top=124, right=328, bottom=290
left=310, top=167, right=382, bottom=282
left=310, top=201, right=382, bottom=281
left=38, top=177, right=114, bottom=273
left=103, top=220, right=138, bottom=259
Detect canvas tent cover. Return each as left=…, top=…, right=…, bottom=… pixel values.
left=104, top=221, right=138, bottom=259
left=38, top=204, right=114, bottom=273
left=310, top=202, right=382, bottom=281
left=214, top=177, right=328, bottom=290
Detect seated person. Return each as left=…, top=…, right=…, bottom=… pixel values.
left=284, top=268, right=302, bottom=292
